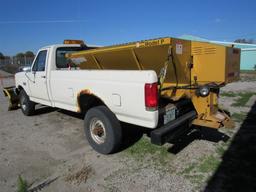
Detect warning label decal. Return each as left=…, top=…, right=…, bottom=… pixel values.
left=176, top=43, right=183, bottom=54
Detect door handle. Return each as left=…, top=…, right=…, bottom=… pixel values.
left=41, top=75, right=46, bottom=78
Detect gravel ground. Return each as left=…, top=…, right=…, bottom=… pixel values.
left=0, top=70, right=256, bottom=192
left=221, top=81, right=256, bottom=92
left=220, top=81, right=256, bottom=115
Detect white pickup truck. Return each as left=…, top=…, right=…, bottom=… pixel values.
left=14, top=42, right=180, bottom=154
left=12, top=38, right=238, bottom=154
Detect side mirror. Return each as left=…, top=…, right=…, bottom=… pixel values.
left=19, top=66, right=31, bottom=72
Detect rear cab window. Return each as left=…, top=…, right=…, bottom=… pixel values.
left=56, top=47, right=95, bottom=69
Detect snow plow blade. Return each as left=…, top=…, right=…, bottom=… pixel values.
left=2, top=86, right=19, bottom=110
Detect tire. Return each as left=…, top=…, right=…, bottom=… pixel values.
left=19, top=89, right=35, bottom=116
left=84, top=106, right=122, bottom=154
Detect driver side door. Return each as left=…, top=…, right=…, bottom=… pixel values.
left=28, top=49, right=51, bottom=106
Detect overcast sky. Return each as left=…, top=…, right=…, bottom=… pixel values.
left=0, top=0, right=255, bottom=55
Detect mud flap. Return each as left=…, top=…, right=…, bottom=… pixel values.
left=2, top=86, right=19, bottom=110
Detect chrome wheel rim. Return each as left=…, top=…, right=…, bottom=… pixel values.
left=89, top=118, right=106, bottom=144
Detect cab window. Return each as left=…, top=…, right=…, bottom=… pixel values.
left=56, top=47, right=95, bottom=69
left=32, top=50, right=47, bottom=71
left=56, top=47, right=84, bottom=68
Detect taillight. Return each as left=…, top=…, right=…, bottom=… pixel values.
left=145, top=82, right=158, bottom=111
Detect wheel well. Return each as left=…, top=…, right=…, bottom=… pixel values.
left=17, top=85, right=24, bottom=94
left=18, top=85, right=23, bottom=90
left=77, top=93, right=105, bottom=113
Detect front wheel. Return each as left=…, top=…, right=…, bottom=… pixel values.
left=84, top=106, right=122, bottom=154
left=19, top=89, right=35, bottom=116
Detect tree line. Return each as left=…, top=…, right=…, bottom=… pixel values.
left=0, top=51, right=35, bottom=59
left=234, top=38, right=255, bottom=44
left=0, top=51, right=35, bottom=66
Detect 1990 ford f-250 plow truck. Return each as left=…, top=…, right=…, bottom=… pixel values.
left=4, top=37, right=240, bottom=154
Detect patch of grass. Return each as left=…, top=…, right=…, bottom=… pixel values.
left=216, top=145, right=226, bottom=156
left=221, top=92, right=237, bottom=97
left=177, top=156, right=217, bottom=190
left=124, top=136, right=171, bottom=166
left=185, top=174, right=205, bottom=186
left=178, top=155, right=221, bottom=190
left=198, top=155, right=220, bottom=173
left=232, top=92, right=256, bottom=106
left=232, top=112, right=247, bottom=122
left=180, top=155, right=220, bottom=176
left=221, top=91, right=256, bottom=106
left=17, top=175, right=28, bottom=192
left=216, top=140, right=232, bottom=157
left=180, top=163, right=197, bottom=175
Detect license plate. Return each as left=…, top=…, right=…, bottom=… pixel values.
left=164, top=106, right=176, bottom=124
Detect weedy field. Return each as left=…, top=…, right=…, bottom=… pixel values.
left=0, top=70, right=256, bottom=192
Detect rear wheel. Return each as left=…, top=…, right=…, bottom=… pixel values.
left=84, top=106, right=122, bottom=154
left=19, top=89, right=35, bottom=116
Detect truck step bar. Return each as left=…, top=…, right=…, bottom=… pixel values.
left=151, top=110, right=197, bottom=145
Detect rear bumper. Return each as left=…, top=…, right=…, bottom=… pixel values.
left=151, top=110, right=197, bottom=145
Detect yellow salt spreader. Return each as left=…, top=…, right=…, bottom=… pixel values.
left=67, top=37, right=240, bottom=134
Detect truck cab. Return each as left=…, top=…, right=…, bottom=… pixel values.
left=16, top=43, right=95, bottom=106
